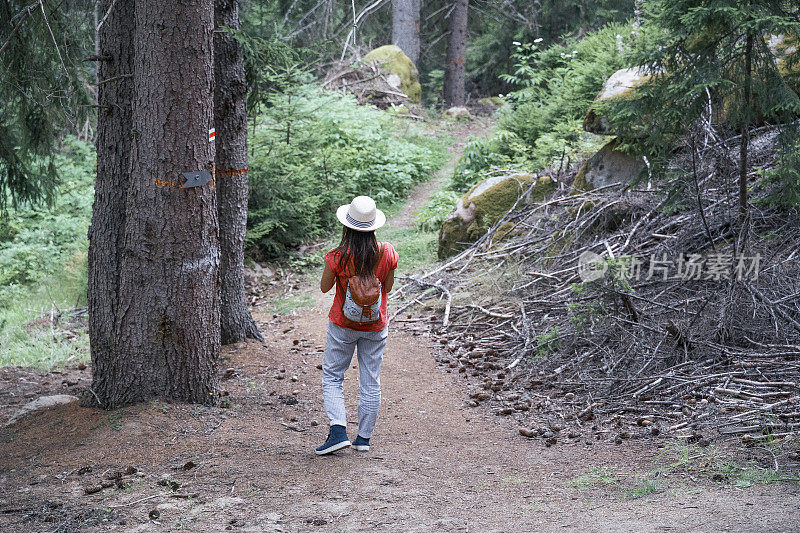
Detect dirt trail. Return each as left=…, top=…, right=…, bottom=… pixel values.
left=1, top=119, right=799, bottom=532
left=388, top=118, right=487, bottom=230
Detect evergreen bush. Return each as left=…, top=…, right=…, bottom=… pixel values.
left=247, top=84, right=446, bottom=258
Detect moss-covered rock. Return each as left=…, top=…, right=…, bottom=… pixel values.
left=571, top=138, right=645, bottom=194
left=478, top=96, right=505, bottom=107
left=387, top=103, right=410, bottom=115
left=443, top=106, right=471, bottom=120
left=583, top=67, right=652, bottom=135
left=769, top=33, right=800, bottom=96
left=438, top=174, right=554, bottom=258
left=364, top=45, right=422, bottom=103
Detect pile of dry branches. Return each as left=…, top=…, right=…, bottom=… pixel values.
left=322, top=60, right=412, bottom=110
left=393, top=126, right=800, bottom=456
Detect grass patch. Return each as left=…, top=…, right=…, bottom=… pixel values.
left=501, top=475, right=528, bottom=486
left=624, top=476, right=660, bottom=499
left=569, top=467, right=621, bottom=490
left=0, top=252, right=89, bottom=369
left=381, top=227, right=438, bottom=276
left=647, top=439, right=799, bottom=491
left=108, top=411, right=124, bottom=431
left=713, top=461, right=800, bottom=488
left=268, top=294, right=315, bottom=315
left=533, top=326, right=560, bottom=361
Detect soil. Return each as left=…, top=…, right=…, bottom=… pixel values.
left=389, top=117, right=491, bottom=231
left=1, top=116, right=800, bottom=532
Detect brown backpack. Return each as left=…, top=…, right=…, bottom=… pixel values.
left=340, top=245, right=385, bottom=324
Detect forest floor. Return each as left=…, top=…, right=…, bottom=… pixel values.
left=1, top=117, right=800, bottom=532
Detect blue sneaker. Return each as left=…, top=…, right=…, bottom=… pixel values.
left=351, top=435, right=370, bottom=451
left=315, top=425, right=350, bottom=455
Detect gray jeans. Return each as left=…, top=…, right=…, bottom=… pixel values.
left=322, top=321, right=387, bottom=438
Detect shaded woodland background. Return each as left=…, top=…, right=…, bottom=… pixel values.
left=1, top=0, right=799, bottom=449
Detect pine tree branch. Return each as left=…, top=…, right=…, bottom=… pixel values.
left=96, top=0, right=117, bottom=31
left=0, top=2, right=38, bottom=57
left=38, top=0, right=68, bottom=78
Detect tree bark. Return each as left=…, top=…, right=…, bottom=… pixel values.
left=739, top=32, right=752, bottom=225
left=87, top=0, right=134, bottom=407
left=392, top=0, right=420, bottom=65
left=90, top=0, right=220, bottom=408
left=444, top=0, right=468, bottom=107
left=215, top=0, right=263, bottom=345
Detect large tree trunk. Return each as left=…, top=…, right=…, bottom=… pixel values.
left=89, top=0, right=220, bottom=408
left=214, top=0, right=263, bottom=345
left=444, top=0, right=468, bottom=107
left=392, top=0, right=420, bottom=65
left=87, top=0, right=134, bottom=407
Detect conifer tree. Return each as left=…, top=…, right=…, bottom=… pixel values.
left=0, top=1, right=91, bottom=209
left=604, top=0, right=800, bottom=222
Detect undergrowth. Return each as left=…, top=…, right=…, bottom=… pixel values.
left=450, top=23, right=632, bottom=194
left=415, top=24, right=629, bottom=234
left=247, top=83, right=448, bottom=259
left=0, top=137, right=94, bottom=368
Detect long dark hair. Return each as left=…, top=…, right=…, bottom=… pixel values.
left=336, top=227, right=379, bottom=278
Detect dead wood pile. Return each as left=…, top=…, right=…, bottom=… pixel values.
left=392, top=124, right=800, bottom=462
left=323, top=60, right=410, bottom=110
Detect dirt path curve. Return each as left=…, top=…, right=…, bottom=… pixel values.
left=1, top=118, right=799, bottom=532
left=388, top=118, right=487, bottom=231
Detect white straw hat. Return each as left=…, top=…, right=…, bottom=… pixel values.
left=336, top=196, right=386, bottom=232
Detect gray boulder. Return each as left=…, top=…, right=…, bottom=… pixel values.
left=5, top=394, right=78, bottom=426
left=583, top=67, right=652, bottom=135
left=571, top=139, right=645, bottom=193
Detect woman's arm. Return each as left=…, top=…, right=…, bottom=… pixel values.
left=320, top=264, right=336, bottom=293
left=384, top=269, right=395, bottom=293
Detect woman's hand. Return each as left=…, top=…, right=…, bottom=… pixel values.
left=320, top=264, right=335, bottom=293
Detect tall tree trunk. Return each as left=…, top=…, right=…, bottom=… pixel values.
left=739, top=32, right=753, bottom=225
left=93, top=2, right=100, bottom=84
left=392, top=0, right=420, bottom=65
left=215, top=0, right=263, bottom=345
left=444, top=0, right=468, bottom=107
left=87, top=0, right=134, bottom=407
left=90, top=0, right=220, bottom=408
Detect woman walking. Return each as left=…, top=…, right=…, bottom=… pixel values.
left=316, top=196, right=398, bottom=455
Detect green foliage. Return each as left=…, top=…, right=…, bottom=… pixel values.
left=602, top=0, right=800, bottom=162
left=451, top=25, right=630, bottom=192
left=0, top=137, right=93, bottom=303
left=0, top=0, right=93, bottom=210
left=422, top=69, right=445, bottom=107
left=233, top=28, right=314, bottom=114
left=451, top=135, right=515, bottom=192
left=757, top=128, right=800, bottom=210
left=534, top=326, right=560, bottom=360
left=714, top=461, right=799, bottom=488
left=0, top=136, right=94, bottom=369
left=569, top=467, right=621, bottom=490
left=499, top=24, right=632, bottom=150
left=414, top=190, right=459, bottom=232
left=624, top=477, right=660, bottom=499
left=247, top=84, right=446, bottom=259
